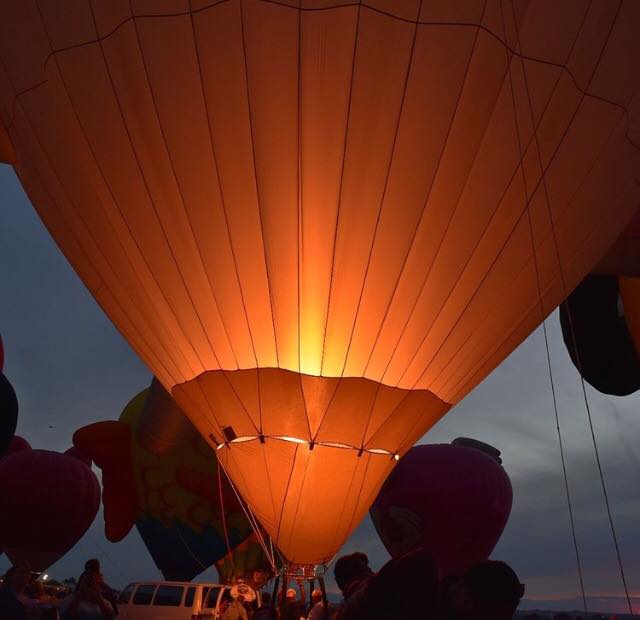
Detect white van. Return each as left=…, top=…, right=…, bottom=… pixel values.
left=116, top=581, right=260, bottom=620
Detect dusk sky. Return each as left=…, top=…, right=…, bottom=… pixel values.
left=1, top=162, right=639, bottom=612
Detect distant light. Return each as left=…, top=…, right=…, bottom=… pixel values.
left=42, top=574, right=49, bottom=581
left=393, top=454, right=400, bottom=461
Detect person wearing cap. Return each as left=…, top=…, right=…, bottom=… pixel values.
left=438, top=560, right=524, bottom=620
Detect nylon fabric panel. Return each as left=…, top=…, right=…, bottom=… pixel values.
left=3, top=0, right=640, bottom=567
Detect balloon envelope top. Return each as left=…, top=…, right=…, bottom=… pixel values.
left=1, top=1, right=639, bottom=565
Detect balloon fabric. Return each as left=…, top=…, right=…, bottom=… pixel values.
left=371, top=440, right=512, bottom=578
left=0, top=448, right=100, bottom=571
left=75, top=384, right=263, bottom=582
left=2, top=1, right=639, bottom=567
left=560, top=275, right=640, bottom=396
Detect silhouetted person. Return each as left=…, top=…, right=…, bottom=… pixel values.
left=307, top=589, right=324, bottom=620
left=77, top=559, right=117, bottom=616
left=0, top=563, right=31, bottom=620
left=335, top=547, right=438, bottom=619
left=438, top=560, right=524, bottom=620
left=61, top=570, right=115, bottom=619
left=254, top=592, right=277, bottom=620
left=224, top=595, right=249, bottom=620
left=281, top=585, right=306, bottom=620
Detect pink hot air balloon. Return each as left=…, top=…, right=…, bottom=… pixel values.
left=0, top=447, right=100, bottom=571
left=1, top=435, right=31, bottom=458
left=371, top=438, right=512, bottom=578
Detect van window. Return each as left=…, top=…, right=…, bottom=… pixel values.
left=204, top=588, right=222, bottom=608
left=184, top=587, right=195, bottom=607
left=153, top=585, right=184, bottom=606
left=132, top=585, right=156, bottom=605
left=118, top=584, right=135, bottom=604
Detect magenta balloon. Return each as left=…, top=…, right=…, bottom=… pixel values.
left=370, top=440, right=512, bottom=578
left=0, top=449, right=100, bottom=571
left=2, top=436, right=31, bottom=457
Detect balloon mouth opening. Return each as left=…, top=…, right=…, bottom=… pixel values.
left=214, top=434, right=400, bottom=460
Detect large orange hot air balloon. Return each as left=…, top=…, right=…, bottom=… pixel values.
left=1, top=1, right=640, bottom=570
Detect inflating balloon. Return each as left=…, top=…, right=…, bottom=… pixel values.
left=75, top=383, right=260, bottom=582
left=0, top=446, right=100, bottom=571
left=2, top=2, right=639, bottom=569
left=0, top=373, right=18, bottom=457
left=371, top=439, right=512, bottom=578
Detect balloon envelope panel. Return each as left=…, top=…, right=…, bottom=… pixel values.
left=2, top=0, right=640, bottom=564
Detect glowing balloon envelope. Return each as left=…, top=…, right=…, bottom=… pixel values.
left=2, top=1, right=639, bottom=566
left=371, top=439, right=512, bottom=578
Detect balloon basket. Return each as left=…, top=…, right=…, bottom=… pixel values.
left=281, top=563, right=326, bottom=580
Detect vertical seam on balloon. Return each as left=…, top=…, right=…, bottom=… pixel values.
left=258, top=435, right=281, bottom=545
left=347, top=4, right=491, bottom=438
left=295, top=2, right=313, bottom=442
left=389, top=12, right=520, bottom=388
left=22, top=2, right=186, bottom=386
left=188, top=0, right=261, bottom=370
left=499, top=0, right=589, bottom=613
left=407, top=3, right=630, bottom=396
left=128, top=2, right=230, bottom=370
left=23, top=2, right=190, bottom=387
left=326, top=447, right=361, bottom=556
left=359, top=0, right=487, bottom=381
left=238, top=0, right=281, bottom=368
left=340, top=0, right=423, bottom=377
left=282, top=443, right=313, bottom=557
left=318, top=0, right=363, bottom=375
left=10, top=127, right=178, bottom=389
left=424, top=8, right=632, bottom=398
left=334, top=452, right=372, bottom=559
left=346, top=0, right=423, bottom=454
left=438, top=0, right=632, bottom=402
left=273, top=443, right=300, bottom=558
left=297, top=0, right=304, bottom=376
left=509, top=2, right=637, bottom=616
left=309, top=1, right=367, bottom=444
left=88, top=0, right=211, bottom=376
left=440, top=172, right=637, bottom=399
left=6, top=5, right=640, bottom=154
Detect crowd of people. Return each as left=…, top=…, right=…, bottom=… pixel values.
left=0, top=558, right=117, bottom=620
left=0, top=551, right=623, bottom=620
